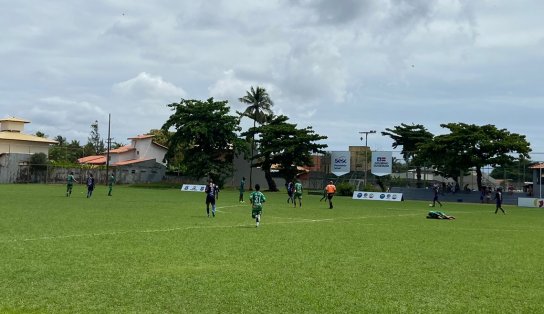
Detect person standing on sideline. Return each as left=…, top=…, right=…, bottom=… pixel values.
left=108, top=173, right=116, bottom=196
left=431, top=184, right=442, bottom=207
left=286, top=181, right=294, bottom=204
left=249, top=184, right=266, bottom=227
left=293, top=180, right=303, bottom=207
left=239, top=177, right=246, bottom=203
left=213, top=182, right=220, bottom=200
left=66, top=171, right=77, bottom=197
left=205, top=180, right=216, bottom=217
left=86, top=173, right=95, bottom=198
left=495, top=187, right=505, bottom=214
left=325, top=181, right=337, bottom=209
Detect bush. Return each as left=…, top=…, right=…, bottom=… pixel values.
left=337, top=182, right=354, bottom=196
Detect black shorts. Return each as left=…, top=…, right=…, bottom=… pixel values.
left=206, top=196, right=215, bottom=205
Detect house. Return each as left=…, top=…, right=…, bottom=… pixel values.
left=0, top=116, right=58, bottom=183
left=78, top=134, right=168, bottom=183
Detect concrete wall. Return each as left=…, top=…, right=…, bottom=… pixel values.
left=0, top=153, right=30, bottom=183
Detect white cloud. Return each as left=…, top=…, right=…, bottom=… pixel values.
left=113, top=72, right=186, bottom=100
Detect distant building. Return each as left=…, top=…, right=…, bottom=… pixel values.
left=0, top=116, right=58, bottom=183
left=78, top=134, right=167, bottom=183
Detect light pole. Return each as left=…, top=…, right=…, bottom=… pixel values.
left=359, top=130, right=376, bottom=187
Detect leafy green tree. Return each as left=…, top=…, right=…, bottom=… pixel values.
left=162, top=98, right=247, bottom=185
left=35, top=131, right=47, bottom=138
left=243, top=115, right=327, bottom=191
left=490, top=157, right=533, bottom=185
left=419, top=123, right=531, bottom=190
left=238, top=86, right=274, bottom=189
left=381, top=123, right=433, bottom=188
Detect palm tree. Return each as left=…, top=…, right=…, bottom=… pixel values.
left=238, top=86, right=274, bottom=190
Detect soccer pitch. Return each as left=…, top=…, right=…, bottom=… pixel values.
left=1, top=184, right=543, bottom=313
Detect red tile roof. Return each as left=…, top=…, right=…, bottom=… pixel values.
left=112, top=158, right=154, bottom=166
left=78, top=155, right=106, bottom=164
left=108, top=145, right=135, bottom=154
left=529, top=163, right=544, bottom=169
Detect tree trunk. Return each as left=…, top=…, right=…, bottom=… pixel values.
left=416, top=166, right=422, bottom=188
left=476, top=166, right=483, bottom=191
left=264, top=169, right=278, bottom=191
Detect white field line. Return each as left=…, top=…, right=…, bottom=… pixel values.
left=0, top=212, right=422, bottom=244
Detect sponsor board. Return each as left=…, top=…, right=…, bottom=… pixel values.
left=331, top=151, right=350, bottom=176
left=181, top=184, right=207, bottom=192
left=371, top=151, right=392, bottom=176
left=352, top=191, right=403, bottom=202
left=518, top=197, right=544, bottom=208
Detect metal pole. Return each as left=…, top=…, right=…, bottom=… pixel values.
left=106, top=114, right=111, bottom=184
left=359, top=130, right=376, bottom=188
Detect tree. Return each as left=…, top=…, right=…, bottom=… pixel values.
left=419, top=123, right=531, bottom=190
left=87, top=120, right=105, bottom=155
left=243, top=115, right=327, bottom=191
left=238, top=86, right=274, bottom=189
left=35, top=131, right=47, bottom=138
left=490, top=157, right=533, bottom=186
left=442, top=123, right=531, bottom=190
left=382, top=123, right=433, bottom=188
left=162, top=98, right=247, bottom=185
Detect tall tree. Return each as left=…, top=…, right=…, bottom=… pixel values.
left=162, top=98, right=247, bottom=185
left=243, top=115, right=327, bottom=191
left=441, top=123, right=531, bottom=190
left=381, top=123, right=433, bottom=187
left=238, top=86, right=274, bottom=189
left=87, top=120, right=105, bottom=155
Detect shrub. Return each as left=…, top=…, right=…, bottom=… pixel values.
left=337, top=182, right=354, bottom=196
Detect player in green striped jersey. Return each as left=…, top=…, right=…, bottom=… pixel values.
left=249, top=184, right=266, bottom=227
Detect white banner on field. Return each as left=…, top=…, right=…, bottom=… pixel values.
left=518, top=197, right=544, bottom=208
left=352, top=191, right=403, bottom=202
left=181, top=184, right=207, bottom=192
left=371, top=151, right=392, bottom=176
left=331, top=151, right=350, bottom=176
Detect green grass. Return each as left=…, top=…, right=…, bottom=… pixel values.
left=1, top=184, right=544, bottom=313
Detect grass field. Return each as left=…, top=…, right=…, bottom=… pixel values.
left=1, top=184, right=543, bottom=313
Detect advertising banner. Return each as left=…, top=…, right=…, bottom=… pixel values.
left=331, top=151, right=350, bottom=176
left=181, top=184, right=207, bottom=192
left=371, top=151, right=392, bottom=176
left=352, top=191, right=403, bottom=202
left=518, top=197, right=544, bottom=208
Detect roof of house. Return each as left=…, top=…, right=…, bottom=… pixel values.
left=529, top=163, right=544, bottom=169
left=108, top=145, right=136, bottom=154
left=112, top=158, right=155, bottom=166
left=128, top=134, right=154, bottom=140
left=78, top=155, right=106, bottom=164
left=0, top=131, right=58, bottom=144
left=0, top=116, right=30, bottom=123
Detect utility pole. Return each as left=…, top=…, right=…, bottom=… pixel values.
left=359, top=130, right=376, bottom=187
left=105, top=114, right=111, bottom=184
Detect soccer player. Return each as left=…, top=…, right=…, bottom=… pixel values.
left=431, top=184, right=442, bottom=207
left=249, top=184, right=266, bottom=227
left=325, top=181, right=336, bottom=209
left=495, top=187, right=505, bottom=214
left=108, top=173, right=115, bottom=196
left=205, top=180, right=216, bottom=217
left=239, top=176, right=246, bottom=203
left=66, top=171, right=77, bottom=197
left=286, top=181, right=294, bottom=204
left=293, top=180, right=303, bottom=208
left=86, top=173, right=95, bottom=198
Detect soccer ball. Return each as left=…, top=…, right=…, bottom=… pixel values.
left=429, top=204, right=433, bottom=207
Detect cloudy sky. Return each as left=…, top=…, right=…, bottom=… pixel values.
left=1, top=0, right=543, bottom=159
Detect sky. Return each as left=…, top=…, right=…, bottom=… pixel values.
left=1, top=0, right=543, bottom=159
